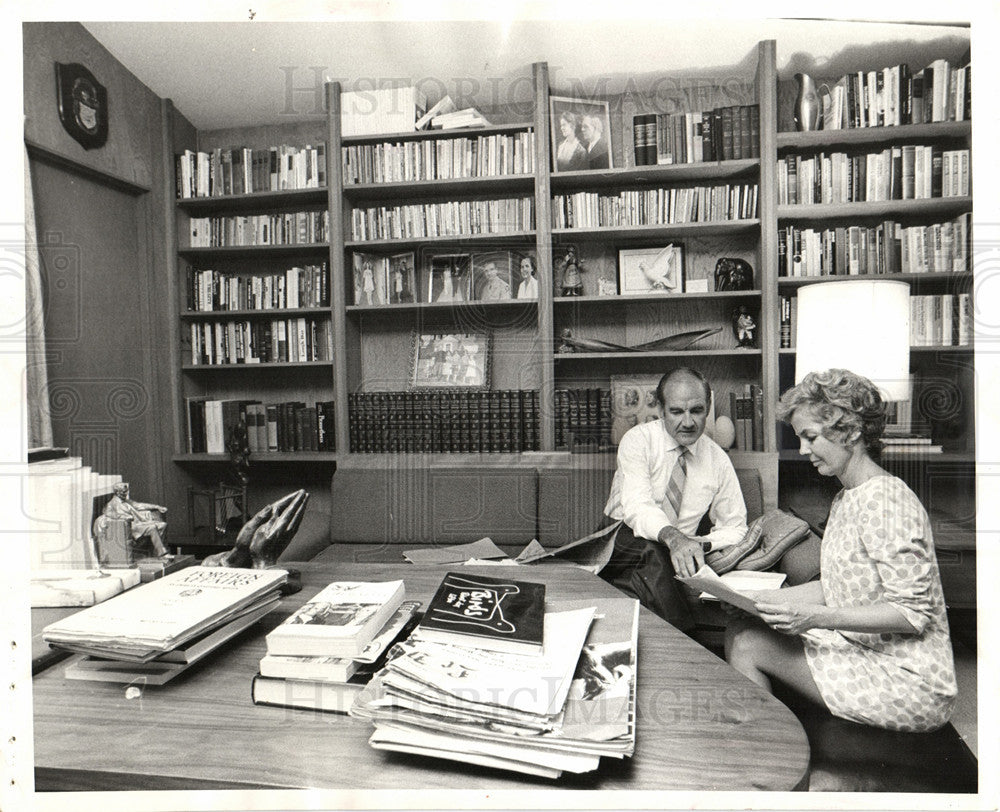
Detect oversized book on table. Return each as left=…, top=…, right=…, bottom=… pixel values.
left=42, top=566, right=288, bottom=662
left=264, top=580, right=406, bottom=658
left=412, top=571, right=545, bottom=655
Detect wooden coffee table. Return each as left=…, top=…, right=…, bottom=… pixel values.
left=31, top=561, right=810, bottom=792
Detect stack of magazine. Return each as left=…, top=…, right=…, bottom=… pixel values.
left=253, top=580, right=419, bottom=714
left=42, top=566, right=288, bottom=684
left=349, top=578, right=639, bottom=779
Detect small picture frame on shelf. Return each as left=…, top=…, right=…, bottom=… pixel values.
left=387, top=252, right=416, bottom=304
left=610, top=374, right=716, bottom=444
left=410, top=331, right=491, bottom=390
left=471, top=250, right=515, bottom=301
left=352, top=252, right=388, bottom=306
left=423, top=252, right=472, bottom=303
left=549, top=96, right=613, bottom=171
left=514, top=253, right=539, bottom=300
left=617, top=244, right=684, bottom=296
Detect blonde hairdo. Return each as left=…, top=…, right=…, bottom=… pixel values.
left=776, top=369, right=887, bottom=456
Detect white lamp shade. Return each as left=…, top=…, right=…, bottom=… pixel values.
left=795, top=280, right=911, bottom=402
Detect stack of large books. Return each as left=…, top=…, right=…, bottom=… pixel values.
left=42, top=566, right=287, bottom=684
left=253, top=580, right=416, bottom=714
left=350, top=571, right=639, bottom=779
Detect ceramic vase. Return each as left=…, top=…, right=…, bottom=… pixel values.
left=793, top=73, right=821, bottom=131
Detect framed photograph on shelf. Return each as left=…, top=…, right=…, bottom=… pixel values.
left=549, top=96, right=612, bottom=171
left=387, top=252, right=417, bottom=304
left=617, top=244, right=684, bottom=296
left=471, top=250, right=514, bottom=301
left=610, top=373, right=716, bottom=444
left=423, top=252, right=471, bottom=303
left=352, top=252, right=388, bottom=306
left=410, top=332, right=491, bottom=390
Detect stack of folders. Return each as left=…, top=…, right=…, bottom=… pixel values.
left=253, top=580, right=418, bottom=714
left=349, top=570, right=640, bottom=779
left=43, top=566, right=288, bottom=685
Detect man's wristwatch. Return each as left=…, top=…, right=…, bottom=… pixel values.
left=701, top=541, right=712, bottom=553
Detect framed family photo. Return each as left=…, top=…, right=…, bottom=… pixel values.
left=617, top=244, right=684, bottom=296
left=471, top=250, right=514, bottom=301
left=549, top=96, right=612, bottom=172
left=387, top=252, right=417, bottom=304
left=423, top=252, right=472, bottom=303
left=410, top=332, right=492, bottom=390
left=352, top=252, right=388, bottom=306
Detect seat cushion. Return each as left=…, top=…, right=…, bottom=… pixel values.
left=328, top=465, right=537, bottom=547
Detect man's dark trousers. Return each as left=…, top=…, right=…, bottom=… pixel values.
left=598, top=520, right=696, bottom=632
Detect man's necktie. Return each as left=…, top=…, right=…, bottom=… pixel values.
left=663, top=446, right=689, bottom=522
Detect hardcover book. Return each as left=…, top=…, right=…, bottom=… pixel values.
left=265, top=580, right=406, bottom=658
left=259, top=599, right=421, bottom=682
left=414, top=571, right=546, bottom=655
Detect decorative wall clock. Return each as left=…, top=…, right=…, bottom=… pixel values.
left=55, top=62, right=108, bottom=149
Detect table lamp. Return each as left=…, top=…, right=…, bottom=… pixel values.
left=795, top=279, right=911, bottom=402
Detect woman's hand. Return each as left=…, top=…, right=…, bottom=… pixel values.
left=754, top=601, right=827, bottom=635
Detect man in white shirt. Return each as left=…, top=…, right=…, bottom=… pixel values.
left=600, top=368, right=747, bottom=631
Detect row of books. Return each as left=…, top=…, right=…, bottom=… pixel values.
left=349, top=196, right=535, bottom=242
left=776, top=146, right=970, bottom=206
left=820, top=59, right=969, bottom=130
left=778, top=293, right=973, bottom=349
left=347, top=390, right=540, bottom=454
left=777, top=213, right=971, bottom=277
left=632, top=104, right=760, bottom=166
left=253, top=580, right=417, bottom=714
left=729, top=384, right=764, bottom=452
left=175, top=143, right=326, bottom=199
left=340, top=86, right=428, bottom=137
left=188, top=210, right=331, bottom=248
left=187, top=397, right=336, bottom=454
left=188, top=317, right=333, bottom=365
left=349, top=572, right=639, bottom=778
left=910, top=293, right=973, bottom=347
left=552, top=183, right=759, bottom=229
left=186, top=264, right=330, bottom=312
left=553, top=387, right=612, bottom=451
left=341, top=130, right=535, bottom=184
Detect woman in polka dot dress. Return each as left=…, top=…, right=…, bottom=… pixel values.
left=725, top=369, right=957, bottom=732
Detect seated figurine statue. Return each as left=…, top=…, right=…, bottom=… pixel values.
left=202, top=489, right=309, bottom=569
left=94, top=482, right=169, bottom=558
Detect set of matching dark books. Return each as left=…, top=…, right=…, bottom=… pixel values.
left=175, top=142, right=327, bottom=199
left=186, top=264, right=330, bottom=312
left=348, top=389, right=540, bottom=454
left=187, top=397, right=335, bottom=454
left=632, top=105, right=760, bottom=167
left=253, top=580, right=420, bottom=714
left=554, top=387, right=612, bottom=452
left=730, top=383, right=764, bottom=453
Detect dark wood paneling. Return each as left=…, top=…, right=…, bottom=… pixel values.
left=22, top=22, right=160, bottom=190
left=30, top=158, right=161, bottom=498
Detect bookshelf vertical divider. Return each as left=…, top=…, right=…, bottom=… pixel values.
left=325, top=80, right=350, bottom=457
left=756, top=40, right=779, bottom=452
left=533, top=61, right=555, bottom=452
left=161, top=97, right=185, bottom=456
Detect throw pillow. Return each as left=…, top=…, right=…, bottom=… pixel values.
left=705, top=509, right=811, bottom=575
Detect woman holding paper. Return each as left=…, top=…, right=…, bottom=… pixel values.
left=725, top=369, right=956, bottom=732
